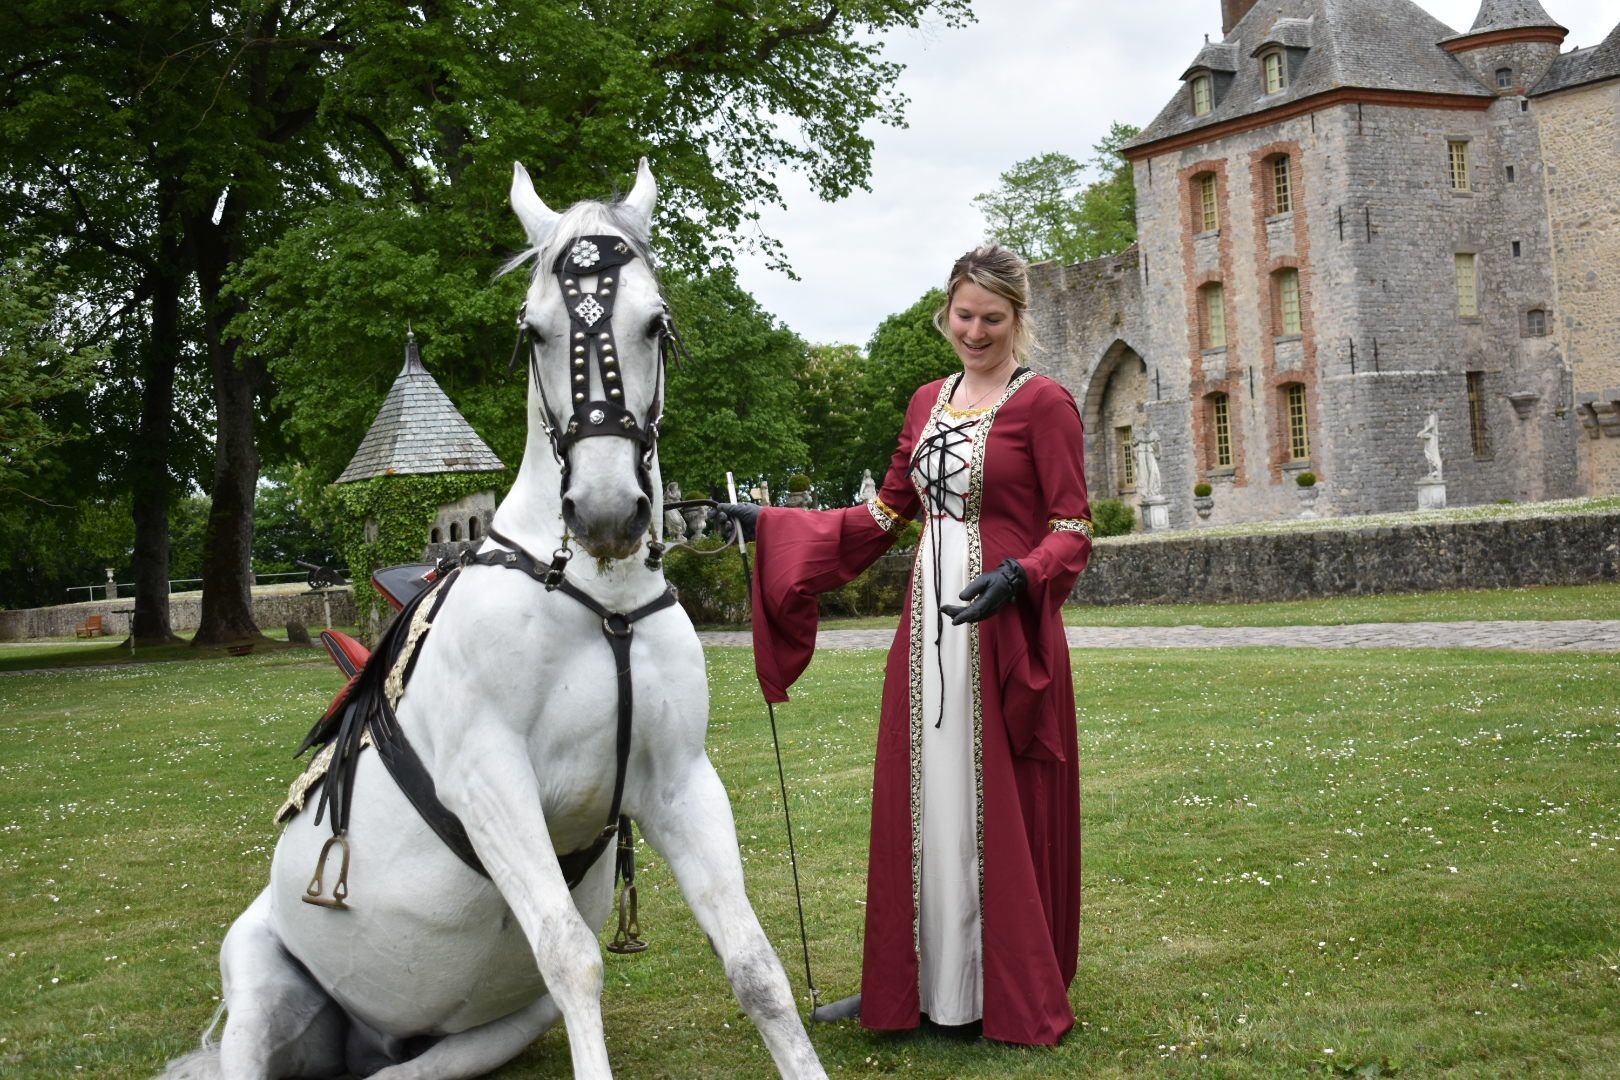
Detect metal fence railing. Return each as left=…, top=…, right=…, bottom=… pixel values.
left=65, top=570, right=323, bottom=603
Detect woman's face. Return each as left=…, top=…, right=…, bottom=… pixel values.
left=946, top=281, right=1017, bottom=376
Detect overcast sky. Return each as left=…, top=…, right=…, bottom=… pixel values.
left=730, top=0, right=1618, bottom=347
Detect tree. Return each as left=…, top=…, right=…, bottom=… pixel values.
left=658, top=270, right=810, bottom=499
left=842, top=289, right=960, bottom=490
left=796, top=342, right=868, bottom=504
left=973, top=122, right=1142, bottom=264
left=2, top=0, right=972, bottom=642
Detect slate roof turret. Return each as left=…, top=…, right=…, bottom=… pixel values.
left=335, top=330, right=506, bottom=484
left=1450, top=0, right=1564, bottom=39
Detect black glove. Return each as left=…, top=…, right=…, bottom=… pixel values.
left=940, top=558, right=1026, bottom=625
left=712, top=502, right=762, bottom=543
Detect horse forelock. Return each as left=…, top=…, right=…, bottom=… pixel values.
left=500, top=199, right=655, bottom=283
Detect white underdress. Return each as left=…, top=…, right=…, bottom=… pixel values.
left=912, top=403, right=984, bottom=1025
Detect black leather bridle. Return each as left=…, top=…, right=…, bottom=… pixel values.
left=511, top=233, right=687, bottom=519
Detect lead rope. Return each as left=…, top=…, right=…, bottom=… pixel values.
left=725, top=476, right=821, bottom=1017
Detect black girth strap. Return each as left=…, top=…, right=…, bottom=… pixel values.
left=474, top=524, right=680, bottom=887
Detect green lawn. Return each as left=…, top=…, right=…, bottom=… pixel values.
left=805, top=582, right=1620, bottom=632
left=2, top=643, right=1617, bottom=1077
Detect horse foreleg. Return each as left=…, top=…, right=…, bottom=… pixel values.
left=366, top=995, right=562, bottom=1080
left=640, top=759, right=828, bottom=1080
left=216, top=889, right=346, bottom=1080
left=436, top=742, right=612, bottom=1079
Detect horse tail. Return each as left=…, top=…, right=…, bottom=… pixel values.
left=151, top=1001, right=226, bottom=1079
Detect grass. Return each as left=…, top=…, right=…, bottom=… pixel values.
left=2, top=641, right=1618, bottom=1076
left=808, top=582, right=1620, bottom=632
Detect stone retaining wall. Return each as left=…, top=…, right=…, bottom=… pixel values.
left=0, top=587, right=357, bottom=642
left=1071, top=512, right=1620, bottom=606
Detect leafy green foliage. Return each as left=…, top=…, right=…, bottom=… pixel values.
left=320, top=472, right=508, bottom=633
left=1090, top=497, right=1136, bottom=537
left=0, top=250, right=101, bottom=500
left=973, top=123, right=1142, bottom=264
left=658, top=269, right=811, bottom=498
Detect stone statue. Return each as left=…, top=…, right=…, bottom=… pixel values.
left=1419, top=412, right=1442, bottom=481
left=662, top=480, right=686, bottom=542
left=1134, top=430, right=1163, bottom=499
left=856, top=469, right=877, bottom=505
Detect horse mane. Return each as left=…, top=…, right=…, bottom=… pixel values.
left=498, top=198, right=655, bottom=280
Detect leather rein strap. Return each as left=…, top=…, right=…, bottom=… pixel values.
left=473, top=524, right=679, bottom=887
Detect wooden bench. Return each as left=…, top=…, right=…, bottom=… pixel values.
left=74, top=614, right=106, bottom=639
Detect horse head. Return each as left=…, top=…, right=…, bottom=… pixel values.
left=511, top=160, right=667, bottom=561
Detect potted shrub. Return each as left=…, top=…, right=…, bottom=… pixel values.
left=783, top=473, right=814, bottom=508
left=1192, top=481, right=1214, bottom=519
left=1294, top=470, right=1320, bottom=517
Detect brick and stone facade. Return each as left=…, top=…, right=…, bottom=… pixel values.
left=1028, top=0, right=1619, bottom=529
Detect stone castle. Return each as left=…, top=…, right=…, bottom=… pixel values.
left=1028, top=0, right=1620, bottom=528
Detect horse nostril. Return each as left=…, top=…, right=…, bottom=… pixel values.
left=561, top=495, right=578, bottom=523
left=629, top=496, right=651, bottom=536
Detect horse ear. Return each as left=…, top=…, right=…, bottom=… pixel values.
left=511, top=162, right=559, bottom=248
left=622, top=157, right=657, bottom=229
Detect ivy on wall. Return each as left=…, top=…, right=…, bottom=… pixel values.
left=322, top=471, right=509, bottom=635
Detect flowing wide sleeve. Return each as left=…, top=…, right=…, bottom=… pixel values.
left=997, top=378, right=1093, bottom=759
left=750, top=387, right=931, bottom=702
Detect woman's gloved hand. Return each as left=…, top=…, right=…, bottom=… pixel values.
left=941, top=558, right=1026, bottom=624
left=712, top=502, right=763, bottom=543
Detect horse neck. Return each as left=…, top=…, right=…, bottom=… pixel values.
left=489, top=390, right=666, bottom=605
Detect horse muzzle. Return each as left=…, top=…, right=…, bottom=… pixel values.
left=562, top=491, right=652, bottom=561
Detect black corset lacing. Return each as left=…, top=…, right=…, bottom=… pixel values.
left=911, top=412, right=973, bottom=729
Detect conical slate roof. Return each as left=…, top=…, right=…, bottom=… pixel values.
left=335, top=331, right=506, bottom=484
left=1458, top=0, right=1563, bottom=36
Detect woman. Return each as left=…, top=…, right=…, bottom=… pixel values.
left=721, top=244, right=1093, bottom=1046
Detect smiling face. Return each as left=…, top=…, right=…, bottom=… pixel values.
left=946, top=281, right=1019, bottom=378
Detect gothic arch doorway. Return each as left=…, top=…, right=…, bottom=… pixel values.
left=1082, top=340, right=1149, bottom=500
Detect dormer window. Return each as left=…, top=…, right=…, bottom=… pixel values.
left=1262, top=50, right=1286, bottom=94
left=1192, top=74, right=1213, bottom=116
left=1495, top=67, right=1513, bottom=89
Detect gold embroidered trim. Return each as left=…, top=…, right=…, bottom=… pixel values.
left=1049, top=516, right=1095, bottom=539
left=868, top=496, right=905, bottom=535
left=385, top=598, right=437, bottom=710
left=276, top=730, right=374, bottom=823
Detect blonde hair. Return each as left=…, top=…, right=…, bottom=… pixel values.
left=933, top=244, right=1036, bottom=361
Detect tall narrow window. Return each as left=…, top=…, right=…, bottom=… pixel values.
left=1192, top=74, right=1212, bottom=116
left=1276, top=269, right=1302, bottom=335
left=1210, top=393, right=1233, bottom=469
left=1448, top=140, right=1470, bottom=191
left=468, top=515, right=481, bottom=540
left=1455, top=253, right=1478, bottom=318
left=450, top=522, right=461, bottom=542
left=1286, top=384, right=1310, bottom=461
left=1466, top=371, right=1489, bottom=457
left=1198, top=173, right=1219, bottom=232
left=1202, top=282, right=1227, bottom=349
left=1263, top=51, right=1285, bottom=94
left=1526, top=308, right=1547, bottom=336
left=1272, top=155, right=1292, bottom=214
left=1116, top=426, right=1136, bottom=493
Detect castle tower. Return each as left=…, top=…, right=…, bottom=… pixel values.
left=1440, top=0, right=1568, bottom=92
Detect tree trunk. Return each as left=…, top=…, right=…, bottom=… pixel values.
left=129, top=240, right=183, bottom=644
left=190, top=212, right=264, bottom=645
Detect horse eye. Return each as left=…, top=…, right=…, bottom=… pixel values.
left=645, top=315, right=666, bottom=339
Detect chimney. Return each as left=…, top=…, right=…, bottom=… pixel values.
left=1222, top=0, right=1260, bottom=34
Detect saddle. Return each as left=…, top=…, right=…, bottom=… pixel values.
left=277, top=560, right=638, bottom=900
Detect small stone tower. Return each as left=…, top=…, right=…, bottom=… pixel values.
left=336, top=328, right=506, bottom=562
left=1441, top=0, right=1568, bottom=93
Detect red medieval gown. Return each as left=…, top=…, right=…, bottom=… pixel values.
left=749, top=369, right=1093, bottom=1046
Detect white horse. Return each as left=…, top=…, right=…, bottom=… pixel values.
left=161, top=161, right=826, bottom=1080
